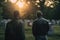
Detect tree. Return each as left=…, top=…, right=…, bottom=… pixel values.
left=42, top=0, right=60, bottom=20
left=53, top=0, right=60, bottom=20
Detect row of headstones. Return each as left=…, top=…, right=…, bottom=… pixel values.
left=0, top=19, right=60, bottom=27
left=0, top=19, right=60, bottom=36
left=50, top=20, right=60, bottom=26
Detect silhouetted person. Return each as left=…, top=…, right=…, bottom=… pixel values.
left=32, top=11, right=49, bottom=40
left=5, top=11, right=25, bottom=40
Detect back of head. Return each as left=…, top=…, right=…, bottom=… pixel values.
left=13, top=11, right=20, bottom=19
left=36, top=11, right=43, bottom=18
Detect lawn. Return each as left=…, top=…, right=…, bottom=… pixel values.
left=0, top=25, right=60, bottom=40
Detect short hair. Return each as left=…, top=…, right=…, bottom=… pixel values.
left=13, top=11, right=20, bottom=17
left=36, top=11, right=43, bottom=18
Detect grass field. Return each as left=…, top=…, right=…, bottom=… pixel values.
left=0, top=25, right=60, bottom=40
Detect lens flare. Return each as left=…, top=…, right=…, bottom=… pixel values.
left=9, top=0, right=17, bottom=3
left=36, top=0, right=40, bottom=3
left=16, top=1, right=24, bottom=8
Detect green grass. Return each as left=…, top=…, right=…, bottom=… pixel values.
left=0, top=25, right=60, bottom=40
left=25, top=25, right=60, bottom=40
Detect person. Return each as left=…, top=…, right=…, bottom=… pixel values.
left=32, top=11, right=49, bottom=40
left=5, top=11, right=25, bottom=40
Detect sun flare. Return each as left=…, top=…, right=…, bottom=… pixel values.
left=9, top=0, right=17, bottom=3
left=16, top=1, right=24, bottom=8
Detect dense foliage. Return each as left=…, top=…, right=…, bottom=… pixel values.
left=0, top=0, right=60, bottom=20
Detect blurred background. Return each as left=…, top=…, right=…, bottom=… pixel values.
left=0, top=0, right=60, bottom=40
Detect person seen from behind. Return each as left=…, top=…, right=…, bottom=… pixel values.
left=32, top=11, right=49, bottom=40
left=5, top=11, right=25, bottom=40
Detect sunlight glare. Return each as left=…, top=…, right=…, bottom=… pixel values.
left=9, top=0, right=17, bottom=3
left=45, top=0, right=54, bottom=8
left=36, top=0, right=40, bottom=3
left=16, top=1, right=24, bottom=8
left=50, top=5, right=54, bottom=8
left=5, top=0, right=7, bottom=2
left=27, top=1, right=30, bottom=4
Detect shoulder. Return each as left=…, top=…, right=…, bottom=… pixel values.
left=17, top=20, right=25, bottom=26
left=32, top=19, right=38, bottom=24
left=18, top=20, right=24, bottom=24
left=6, top=20, right=13, bottom=25
left=33, top=18, right=38, bottom=22
left=41, top=18, right=49, bottom=22
left=6, top=20, right=13, bottom=29
left=39, top=18, right=50, bottom=24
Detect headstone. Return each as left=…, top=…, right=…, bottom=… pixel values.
left=48, top=22, right=54, bottom=35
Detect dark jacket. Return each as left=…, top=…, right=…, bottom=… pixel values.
left=5, top=20, right=25, bottom=40
left=32, top=17, right=49, bottom=36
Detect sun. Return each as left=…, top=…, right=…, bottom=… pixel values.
left=9, top=0, right=17, bottom=3
left=16, top=1, right=24, bottom=8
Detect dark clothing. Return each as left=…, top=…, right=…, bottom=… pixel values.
left=5, top=20, right=25, bottom=40
left=35, top=35, right=48, bottom=40
left=32, top=18, right=49, bottom=36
